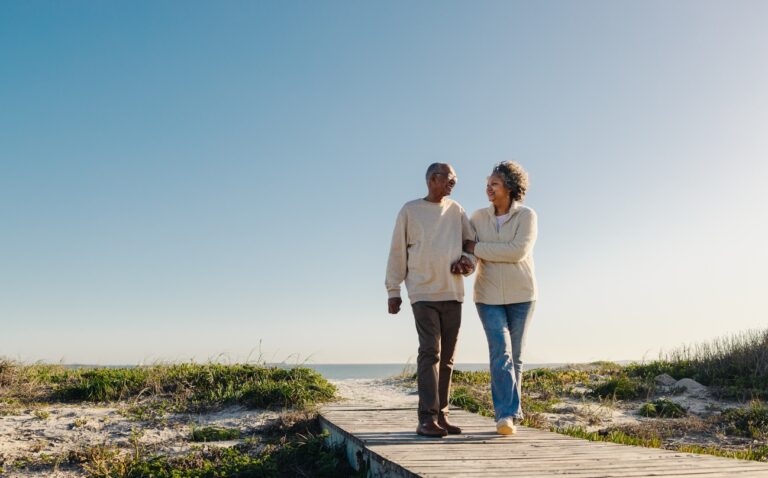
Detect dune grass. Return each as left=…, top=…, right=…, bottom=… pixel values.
left=555, top=426, right=662, bottom=448
left=626, top=328, right=768, bottom=399
left=0, top=360, right=336, bottom=412
left=590, top=376, right=653, bottom=401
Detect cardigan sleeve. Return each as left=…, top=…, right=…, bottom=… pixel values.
left=460, top=208, right=477, bottom=275
left=385, top=207, right=408, bottom=298
left=474, top=209, right=537, bottom=263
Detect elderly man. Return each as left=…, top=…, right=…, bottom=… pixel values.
left=386, top=163, right=475, bottom=437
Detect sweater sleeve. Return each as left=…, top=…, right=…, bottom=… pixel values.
left=385, top=208, right=408, bottom=298
left=460, top=209, right=477, bottom=275
left=474, top=209, right=537, bottom=263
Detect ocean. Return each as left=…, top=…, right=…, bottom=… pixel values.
left=277, top=363, right=564, bottom=380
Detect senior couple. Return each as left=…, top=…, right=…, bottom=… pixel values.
left=386, top=161, right=537, bottom=438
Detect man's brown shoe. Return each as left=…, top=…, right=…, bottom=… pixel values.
left=416, top=420, right=448, bottom=437
left=438, top=414, right=462, bottom=434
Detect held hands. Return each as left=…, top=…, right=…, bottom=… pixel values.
left=463, top=240, right=477, bottom=255
left=450, top=255, right=474, bottom=275
left=391, top=250, right=474, bottom=314
left=388, top=297, right=402, bottom=314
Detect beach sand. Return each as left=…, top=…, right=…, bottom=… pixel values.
left=329, top=377, right=418, bottom=408
left=0, top=404, right=279, bottom=477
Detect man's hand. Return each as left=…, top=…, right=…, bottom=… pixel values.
left=388, top=297, right=402, bottom=314
left=463, top=240, right=477, bottom=255
left=451, top=255, right=474, bottom=275
left=458, top=255, right=474, bottom=274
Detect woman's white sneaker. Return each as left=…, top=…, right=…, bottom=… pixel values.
left=496, top=417, right=517, bottom=435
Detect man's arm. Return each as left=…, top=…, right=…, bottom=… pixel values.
left=385, top=209, right=407, bottom=314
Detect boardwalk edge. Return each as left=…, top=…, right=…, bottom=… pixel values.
left=319, top=412, right=421, bottom=478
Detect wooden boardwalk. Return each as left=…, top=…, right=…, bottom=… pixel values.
left=319, top=405, right=768, bottom=478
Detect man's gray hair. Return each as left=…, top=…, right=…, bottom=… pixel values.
left=425, top=162, right=446, bottom=181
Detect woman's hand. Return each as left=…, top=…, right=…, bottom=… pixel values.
left=463, top=240, right=476, bottom=255
left=450, top=256, right=474, bottom=275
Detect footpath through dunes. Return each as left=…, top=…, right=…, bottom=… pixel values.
left=323, top=379, right=768, bottom=478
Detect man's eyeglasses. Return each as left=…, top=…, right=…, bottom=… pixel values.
left=434, top=172, right=458, bottom=186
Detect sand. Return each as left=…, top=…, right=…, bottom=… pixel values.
left=0, top=403, right=279, bottom=477
left=329, top=377, right=418, bottom=408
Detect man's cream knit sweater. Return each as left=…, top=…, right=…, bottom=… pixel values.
left=386, top=198, right=475, bottom=304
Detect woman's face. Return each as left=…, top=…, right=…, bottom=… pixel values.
left=486, top=173, right=511, bottom=204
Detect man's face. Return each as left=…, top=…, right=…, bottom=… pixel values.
left=431, top=166, right=458, bottom=197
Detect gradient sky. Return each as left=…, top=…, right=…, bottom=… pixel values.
left=2, top=1, right=767, bottom=365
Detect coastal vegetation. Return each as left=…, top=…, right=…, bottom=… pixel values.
left=78, top=415, right=348, bottom=478
left=0, top=361, right=352, bottom=477
left=444, top=328, right=768, bottom=462
left=0, top=362, right=335, bottom=410
left=639, top=398, right=687, bottom=418
left=4, top=328, right=767, bottom=474
left=625, top=328, right=768, bottom=400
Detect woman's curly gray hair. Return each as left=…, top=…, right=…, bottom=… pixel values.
left=492, top=161, right=529, bottom=202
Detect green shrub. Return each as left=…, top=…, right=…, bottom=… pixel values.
left=586, top=361, right=624, bottom=373
left=56, top=368, right=149, bottom=402
left=639, top=399, right=687, bottom=418
left=721, top=401, right=768, bottom=439
left=449, top=386, right=493, bottom=417
left=528, top=368, right=590, bottom=391
left=591, top=376, right=651, bottom=400
left=0, top=397, right=22, bottom=416
left=451, top=370, right=491, bottom=385
left=190, top=426, right=241, bottom=442
left=48, top=364, right=336, bottom=411
left=625, top=360, right=695, bottom=382
left=555, top=426, right=662, bottom=448
left=676, top=444, right=768, bottom=461
left=0, top=358, right=16, bottom=386
left=448, top=375, right=560, bottom=417
left=33, top=409, right=51, bottom=420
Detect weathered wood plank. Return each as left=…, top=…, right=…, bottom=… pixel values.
left=395, top=461, right=768, bottom=472
left=406, top=465, right=768, bottom=477
left=319, top=406, right=768, bottom=477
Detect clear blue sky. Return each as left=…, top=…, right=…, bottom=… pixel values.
left=2, top=1, right=767, bottom=365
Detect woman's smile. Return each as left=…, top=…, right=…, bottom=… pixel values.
left=486, top=174, right=509, bottom=204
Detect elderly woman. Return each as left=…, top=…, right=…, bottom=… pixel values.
left=463, top=161, right=537, bottom=435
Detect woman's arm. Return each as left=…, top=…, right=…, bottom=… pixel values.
left=474, top=209, right=537, bottom=263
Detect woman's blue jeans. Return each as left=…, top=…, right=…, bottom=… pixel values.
left=476, top=301, right=535, bottom=420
